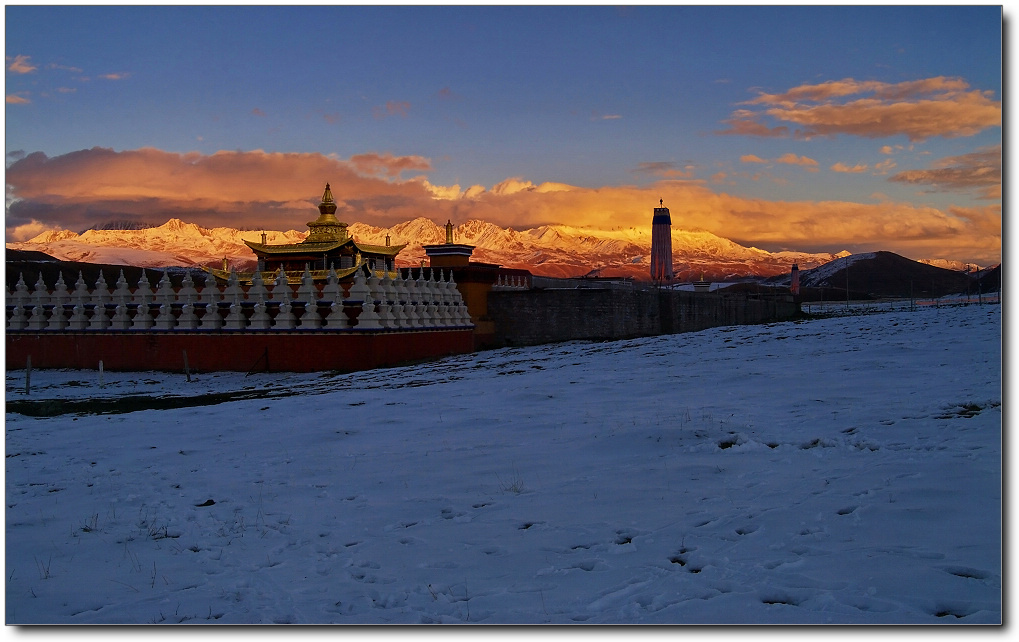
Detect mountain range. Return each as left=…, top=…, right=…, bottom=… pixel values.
left=6, top=217, right=983, bottom=282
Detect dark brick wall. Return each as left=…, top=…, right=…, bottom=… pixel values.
left=487, top=288, right=798, bottom=346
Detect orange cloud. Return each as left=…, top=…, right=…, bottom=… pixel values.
left=6, top=220, right=57, bottom=242
left=7, top=54, right=36, bottom=74
left=98, top=72, right=131, bottom=80
left=3, top=147, right=1000, bottom=265
left=949, top=204, right=1001, bottom=237
left=775, top=153, right=818, bottom=170
left=747, top=77, right=972, bottom=106
left=831, top=162, right=868, bottom=173
left=4, top=148, right=438, bottom=231
left=722, top=76, right=1000, bottom=142
left=872, top=159, right=897, bottom=175
left=740, top=153, right=817, bottom=171
left=716, top=116, right=789, bottom=138
left=889, top=145, right=1001, bottom=199
left=6, top=94, right=30, bottom=104
left=349, top=152, right=432, bottom=178
left=372, top=100, right=411, bottom=119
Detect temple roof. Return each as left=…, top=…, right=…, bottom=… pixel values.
left=203, top=263, right=393, bottom=285
left=245, top=183, right=406, bottom=257
left=244, top=237, right=406, bottom=256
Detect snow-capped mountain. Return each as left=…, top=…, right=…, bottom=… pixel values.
left=4, top=217, right=973, bottom=282
left=8, top=219, right=306, bottom=271
left=917, top=258, right=982, bottom=273
left=347, top=219, right=840, bottom=280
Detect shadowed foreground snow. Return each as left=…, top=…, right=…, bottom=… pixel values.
left=5, top=303, right=1001, bottom=624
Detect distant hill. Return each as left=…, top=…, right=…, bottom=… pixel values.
left=6, top=248, right=60, bottom=263
left=6, top=249, right=208, bottom=292
left=787, top=251, right=977, bottom=299
left=972, top=265, right=1001, bottom=293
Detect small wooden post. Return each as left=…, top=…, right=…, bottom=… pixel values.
left=99, top=360, right=105, bottom=388
left=25, top=355, right=31, bottom=395
left=183, top=350, right=191, bottom=383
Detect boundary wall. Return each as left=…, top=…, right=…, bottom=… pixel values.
left=487, top=287, right=798, bottom=347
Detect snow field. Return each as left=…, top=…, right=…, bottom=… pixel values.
left=4, top=302, right=1002, bottom=623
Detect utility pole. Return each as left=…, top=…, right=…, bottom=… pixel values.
left=845, top=256, right=850, bottom=310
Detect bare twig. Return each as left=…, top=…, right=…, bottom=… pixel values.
left=108, top=579, right=140, bottom=593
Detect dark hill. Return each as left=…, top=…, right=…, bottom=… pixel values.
left=7, top=251, right=209, bottom=292
left=6, top=248, right=60, bottom=263
left=973, top=265, right=1001, bottom=293
left=801, top=251, right=975, bottom=299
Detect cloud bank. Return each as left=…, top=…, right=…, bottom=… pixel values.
left=4, top=147, right=1000, bottom=264
left=889, top=145, right=1001, bottom=200
left=718, top=76, right=1000, bottom=142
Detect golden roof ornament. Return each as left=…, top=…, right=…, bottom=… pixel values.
left=321, top=183, right=336, bottom=209
left=315, top=183, right=339, bottom=222
left=306, top=182, right=345, bottom=242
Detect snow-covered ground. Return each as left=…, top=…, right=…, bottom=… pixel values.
left=4, top=302, right=1002, bottom=624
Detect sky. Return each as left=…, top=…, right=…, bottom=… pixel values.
left=4, top=4, right=1003, bottom=265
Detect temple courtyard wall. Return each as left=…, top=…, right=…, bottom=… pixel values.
left=6, top=267, right=800, bottom=373
left=486, top=286, right=799, bottom=347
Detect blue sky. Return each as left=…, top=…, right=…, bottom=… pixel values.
left=4, top=4, right=1002, bottom=264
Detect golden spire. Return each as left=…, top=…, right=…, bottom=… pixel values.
left=318, top=183, right=338, bottom=219
left=445, top=220, right=454, bottom=244
left=305, top=182, right=346, bottom=243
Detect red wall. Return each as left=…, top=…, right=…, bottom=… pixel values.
left=6, top=329, right=475, bottom=374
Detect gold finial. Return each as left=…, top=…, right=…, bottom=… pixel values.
left=445, top=220, right=454, bottom=244
left=318, top=183, right=338, bottom=217
left=660, top=198, right=663, bottom=208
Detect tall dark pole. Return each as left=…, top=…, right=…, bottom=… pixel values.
left=845, top=256, right=850, bottom=309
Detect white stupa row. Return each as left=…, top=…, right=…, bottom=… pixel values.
left=6, top=267, right=473, bottom=331
left=492, top=274, right=529, bottom=289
